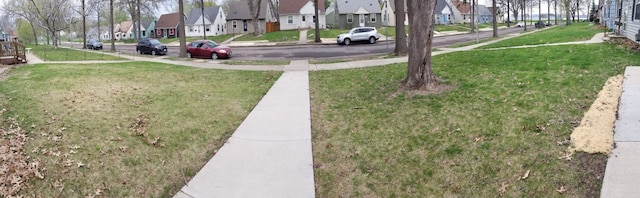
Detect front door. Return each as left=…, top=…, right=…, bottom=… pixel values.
left=359, top=14, right=365, bottom=27
left=243, top=20, right=248, bottom=32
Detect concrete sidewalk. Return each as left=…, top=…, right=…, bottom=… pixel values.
left=601, top=67, right=640, bottom=198
left=174, top=70, right=314, bottom=198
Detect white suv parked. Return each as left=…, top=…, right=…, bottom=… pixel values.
left=337, top=27, right=380, bottom=45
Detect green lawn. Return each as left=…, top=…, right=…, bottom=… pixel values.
left=0, top=62, right=280, bottom=197
left=311, top=43, right=635, bottom=197
left=479, top=23, right=601, bottom=49
left=308, top=29, right=351, bottom=39
left=234, top=30, right=301, bottom=42
left=28, top=44, right=127, bottom=61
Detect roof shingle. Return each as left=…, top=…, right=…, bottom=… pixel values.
left=155, top=13, right=181, bottom=29
left=279, top=0, right=325, bottom=15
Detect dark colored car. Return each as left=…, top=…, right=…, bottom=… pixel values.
left=86, top=39, right=103, bottom=50
left=186, top=40, right=232, bottom=59
left=136, top=38, right=167, bottom=55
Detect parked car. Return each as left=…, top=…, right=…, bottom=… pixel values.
left=337, top=27, right=380, bottom=45
left=186, top=40, right=232, bottom=59
left=86, top=39, right=103, bottom=50
left=516, top=22, right=525, bottom=27
left=136, top=38, right=167, bottom=55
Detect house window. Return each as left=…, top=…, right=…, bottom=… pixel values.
left=635, top=3, right=640, bottom=20
left=189, top=26, right=193, bottom=32
left=302, top=16, right=306, bottom=22
left=313, top=16, right=316, bottom=23
left=288, top=16, right=293, bottom=24
left=218, top=24, right=220, bottom=31
left=370, top=14, right=376, bottom=22
left=143, top=31, right=146, bottom=36
left=464, top=15, right=466, bottom=20
left=347, top=14, right=353, bottom=23
left=206, top=25, right=210, bottom=32
left=233, top=21, right=237, bottom=29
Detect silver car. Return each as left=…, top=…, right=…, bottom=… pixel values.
left=337, top=27, right=380, bottom=45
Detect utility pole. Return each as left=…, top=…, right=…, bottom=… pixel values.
left=314, top=0, right=320, bottom=42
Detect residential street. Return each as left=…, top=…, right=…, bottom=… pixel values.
left=64, top=26, right=533, bottom=60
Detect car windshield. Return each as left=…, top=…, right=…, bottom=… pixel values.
left=149, top=39, right=162, bottom=45
left=205, top=41, right=218, bottom=48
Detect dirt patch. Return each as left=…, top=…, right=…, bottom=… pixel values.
left=571, top=152, right=608, bottom=198
left=47, top=82, right=147, bottom=113
left=0, top=108, right=45, bottom=196
left=0, top=66, right=13, bottom=81
left=569, top=75, right=622, bottom=154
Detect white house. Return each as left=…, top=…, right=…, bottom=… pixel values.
left=114, top=21, right=134, bottom=40
left=279, top=0, right=326, bottom=30
left=186, top=6, right=226, bottom=37
left=102, top=23, right=120, bottom=40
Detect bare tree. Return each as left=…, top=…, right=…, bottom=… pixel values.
left=492, top=0, right=498, bottom=37
left=2, top=0, right=40, bottom=44
left=314, top=0, right=321, bottom=42
left=179, top=0, right=187, bottom=57
left=247, top=0, right=264, bottom=36
left=394, top=0, right=407, bottom=56
left=564, top=0, right=571, bottom=25
left=72, top=0, right=88, bottom=48
left=110, top=0, right=116, bottom=51
left=29, top=0, right=73, bottom=48
left=403, top=0, right=438, bottom=90
left=118, top=0, right=164, bottom=41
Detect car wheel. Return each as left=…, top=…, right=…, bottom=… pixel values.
left=151, top=50, right=156, bottom=56
left=187, top=52, right=192, bottom=58
left=211, top=53, right=218, bottom=60
left=344, top=38, right=351, bottom=46
left=369, top=37, right=376, bottom=44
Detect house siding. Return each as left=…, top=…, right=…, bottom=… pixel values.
left=280, top=14, right=326, bottom=30
left=624, top=0, right=640, bottom=41
left=333, top=14, right=382, bottom=29
left=226, top=20, right=267, bottom=34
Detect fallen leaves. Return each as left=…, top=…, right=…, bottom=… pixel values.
left=0, top=110, right=46, bottom=196
left=520, top=170, right=530, bottom=180
left=557, top=186, right=567, bottom=193
left=498, top=182, right=509, bottom=196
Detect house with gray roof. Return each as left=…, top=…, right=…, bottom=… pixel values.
left=279, top=0, right=326, bottom=30
left=186, top=6, right=227, bottom=37
left=327, top=0, right=382, bottom=29
left=477, top=5, right=493, bottom=24
left=226, top=0, right=277, bottom=35
left=435, top=0, right=457, bottom=24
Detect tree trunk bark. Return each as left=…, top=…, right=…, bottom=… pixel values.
left=179, top=0, right=187, bottom=57
left=248, top=0, right=263, bottom=36
left=394, top=0, right=407, bottom=55
left=110, top=0, right=116, bottom=51
left=403, top=0, right=438, bottom=90
left=471, top=0, right=475, bottom=31
left=492, top=0, right=497, bottom=37
left=98, top=10, right=101, bottom=41
left=137, top=0, right=142, bottom=39
left=523, top=0, right=527, bottom=31
left=314, top=0, right=321, bottom=42
left=29, top=20, right=38, bottom=45
left=82, top=0, right=87, bottom=49
left=565, top=0, right=572, bottom=25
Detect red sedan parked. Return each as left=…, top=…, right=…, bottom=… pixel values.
left=186, top=40, right=232, bottom=59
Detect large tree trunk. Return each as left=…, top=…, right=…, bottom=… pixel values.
left=179, top=0, right=187, bottom=57
left=565, top=0, right=572, bottom=25
left=137, top=0, right=142, bottom=39
left=314, top=0, right=321, bottom=42
left=403, top=0, right=438, bottom=90
left=248, top=0, right=263, bottom=36
left=492, top=0, right=497, bottom=37
left=28, top=20, right=38, bottom=45
left=523, top=0, right=527, bottom=31
left=471, top=0, right=475, bottom=31
left=82, top=0, right=87, bottom=49
left=110, top=0, right=116, bottom=51
left=394, top=0, right=407, bottom=55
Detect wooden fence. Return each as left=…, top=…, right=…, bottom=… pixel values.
left=266, top=22, right=280, bottom=33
